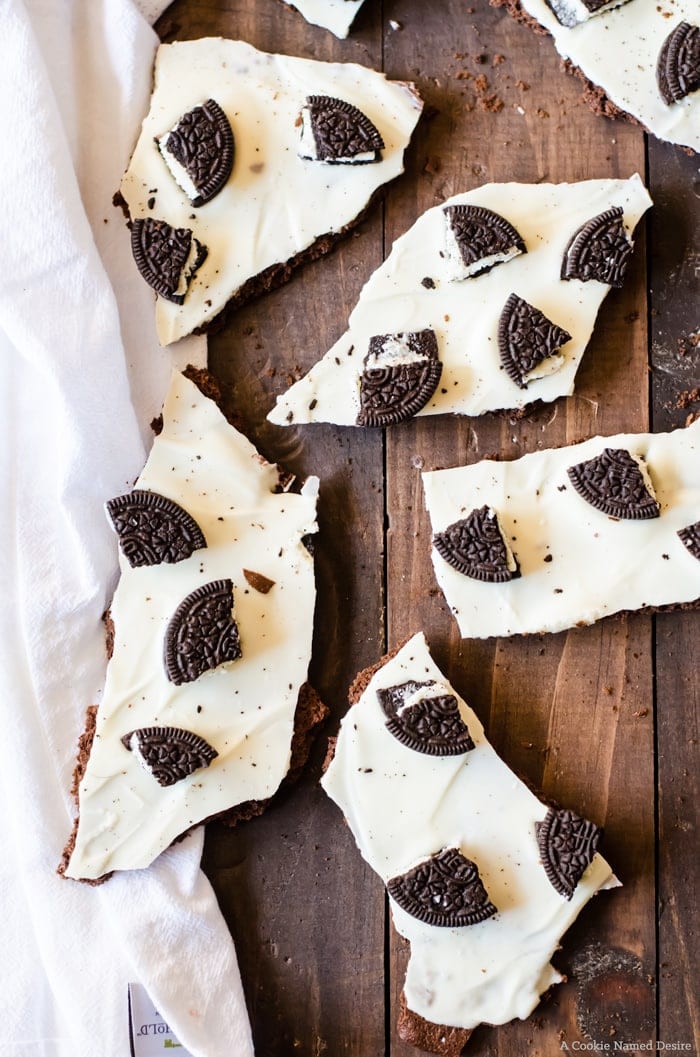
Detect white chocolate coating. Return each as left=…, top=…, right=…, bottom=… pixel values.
left=282, top=0, right=367, bottom=38
left=423, top=420, right=700, bottom=639
left=268, top=176, right=652, bottom=426
left=66, top=373, right=318, bottom=879
left=322, top=633, right=617, bottom=1030
left=517, top=0, right=700, bottom=151
left=119, top=38, right=422, bottom=345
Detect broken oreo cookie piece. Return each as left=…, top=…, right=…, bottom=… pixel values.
left=131, top=217, right=207, bottom=304
left=443, top=204, right=526, bottom=281
left=122, top=726, right=218, bottom=787
left=158, top=98, right=235, bottom=206
left=536, top=807, right=602, bottom=900
left=164, top=578, right=242, bottom=685
left=377, top=680, right=475, bottom=757
left=106, top=489, right=206, bottom=567
left=678, top=520, right=700, bottom=560
left=567, top=448, right=660, bottom=520
left=561, top=207, right=632, bottom=288
left=387, top=848, right=497, bottom=928
left=357, top=329, right=442, bottom=427
left=657, top=22, right=700, bottom=106
left=433, top=505, right=521, bottom=582
left=498, top=294, right=572, bottom=389
left=299, top=95, right=384, bottom=164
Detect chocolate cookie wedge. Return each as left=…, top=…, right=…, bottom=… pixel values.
left=424, top=420, right=700, bottom=638
left=322, top=634, right=618, bottom=1051
left=268, top=176, right=651, bottom=427
left=63, top=371, right=322, bottom=880
left=119, top=38, right=422, bottom=345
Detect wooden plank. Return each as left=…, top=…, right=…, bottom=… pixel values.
left=648, top=139, right=700, bottom=1053
left=156, top=3, right=388, bottom=1055
left=384, top=2, right=655, bottom=1054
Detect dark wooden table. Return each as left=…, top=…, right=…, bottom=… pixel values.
left=156, top=3, right=699, bottom=1054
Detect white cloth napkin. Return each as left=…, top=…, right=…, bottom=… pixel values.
left=0, top=1, right=255, bottom=1055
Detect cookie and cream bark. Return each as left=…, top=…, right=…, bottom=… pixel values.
left=512, top=0, right=699, bottom=151
left=268, top=176, right=652, bottom=426
left=282, top=0, right=367, bottom=38
left=423, top=419, right=700, bottom=639
left=119, top=38, right=422, bottom=345
left=322, top=633, right=617, bottom=1035
left=65, top=372, right=319, bottom=880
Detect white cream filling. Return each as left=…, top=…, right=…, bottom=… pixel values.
left=282, top=0, right=367, bottom=38
left=488, top=507, right=520, bottom=573
left=366, top=334, right=429, bottom=369
left=322, top=633, right=617, bottom=1030
left=517, top=0, right=700, bottom=151
left=298, top=105, right=378, bottom=164
left=120, top=38, right=422, bottom=346
left=156, top=127, right=200, bottom=203
left=523, top=351, right=566, bottom=384
left=66, top=372, right=319, bottom=879
left=175, top=236, right=203, bottom=298
left=268, top=176, right=652, bottom=426
left=423, top=420, right=700, bottom=639
left=444, top=219, right=523, bottom=282
left=395, top=679, right=449, bottom=717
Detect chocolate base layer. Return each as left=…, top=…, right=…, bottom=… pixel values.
left=398, top=992, right=472, bottom=1057
left=488, top=0, right=698, bottom=150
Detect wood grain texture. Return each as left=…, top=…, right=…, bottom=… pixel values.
left=648, top=141, right=700, bottom=1054
left=148, top=1, right=698, bottom=1054
left=384, top=3, right=654, bottom=1054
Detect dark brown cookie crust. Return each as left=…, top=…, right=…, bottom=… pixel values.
left=398, top=991, right=472, bottom=1057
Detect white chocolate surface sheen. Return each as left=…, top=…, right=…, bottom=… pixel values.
left=119, top=38, right=422, bottom=345
left=282, top=0, right=367, bottom=38
left=322, top=634, right=617, bottom=1029
left=517, top=0, right=700, bottom=151
left=268, top=177, right=652, bottom=425
left=66, top=373, right=318, bottom=879
left=423, top=420, right=700, bottom=638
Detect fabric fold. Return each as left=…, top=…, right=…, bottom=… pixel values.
left=0, top=1, right=254, bottom=1054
